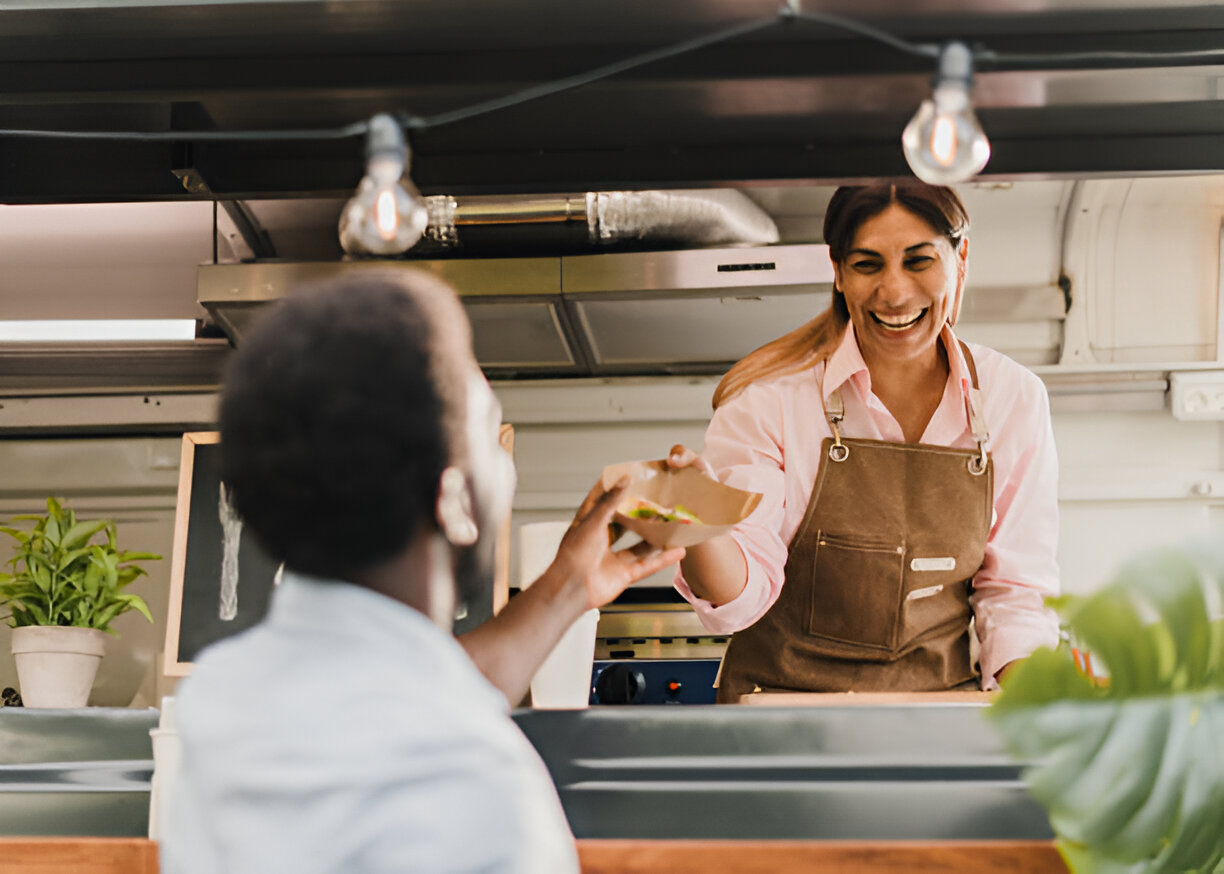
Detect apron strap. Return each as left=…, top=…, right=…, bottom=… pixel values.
left=821, top=338, right=990, bottom=472
left=957, top=341, right=990, bottom=476
left=822, top=382, right=849, bottom=463
left=958, top=340, right=980, bottom=389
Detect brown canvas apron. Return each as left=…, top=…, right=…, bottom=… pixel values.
left=716, top=343, right=993, bottom=702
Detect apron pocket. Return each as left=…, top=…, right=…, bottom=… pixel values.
left=897, top=577, right=973, bottom=653
left=807, top=531, right=906, bottom=654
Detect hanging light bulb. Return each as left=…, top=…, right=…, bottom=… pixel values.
left=339, top=113, right=429, bottom=256
left=902, top=42, right=991, bottom=185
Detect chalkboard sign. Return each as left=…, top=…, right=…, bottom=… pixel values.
left=164, top=428, right=513, bottom=675
left=163, top=432, right=281, bottom=675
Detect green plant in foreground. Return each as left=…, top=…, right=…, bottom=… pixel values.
left=0, top=497, right=160, bottom=631
left=989, top=539, right=1224, bottom=874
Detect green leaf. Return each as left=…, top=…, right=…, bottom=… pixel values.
left=90, top=601, right=125, bottom=631
left=0, top=525, right=31, bottom=545
left=83, top=559, right=103, bottom=597
left=27, top=555, right=53, bottom=592
left=59, top=519, right=108, bottom=551
left=17, top=601, right=49, bottom=625
left=116, top=551, right=162, bottom=563
left=118, top=593, right=154, bottom=624
left=989, top=539, right=1224, bottom=874
left=115, top=567, right=147, bottom=590
left=56, top=547, right=93, bottom=573
left=43, top=514, right=60, bottom=547
left=103, top=552, right=119, bottom=593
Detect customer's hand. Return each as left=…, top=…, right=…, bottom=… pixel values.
left=550, top=477, right=686, bottom=612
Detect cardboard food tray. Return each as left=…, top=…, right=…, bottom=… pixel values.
left=601, top=459, right=762, bottom=549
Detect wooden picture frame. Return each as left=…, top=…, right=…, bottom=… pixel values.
left=164, top=426, right=516, bottom=675
left=163, top=431, right=214, bottom=677
left=163, top=432, right=282, bottom=677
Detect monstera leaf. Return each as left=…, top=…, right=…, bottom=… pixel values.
left=990, top=539, right=1224, bottom=874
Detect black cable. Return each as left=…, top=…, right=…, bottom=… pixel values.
left=0, top=5, right=1218, bottom=147
left=404, top=14, right=783, bottom=130
left=0, top=120, right=370, bottom=142
left=789, top=10, right=939, bottom=59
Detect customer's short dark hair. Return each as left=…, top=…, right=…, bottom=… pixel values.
left=219, top=269, right=472, bottom=580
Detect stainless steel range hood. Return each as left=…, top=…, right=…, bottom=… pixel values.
left=197, top=244, right=836, bottom=377
left=198, top=183, right=1079, bottom=378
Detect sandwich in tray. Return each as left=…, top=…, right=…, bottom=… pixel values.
left=601, top=459, right=762, bottom=549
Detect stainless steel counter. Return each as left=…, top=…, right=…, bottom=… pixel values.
left=0, top=707, right=156, bottom=837
left=511, top=701, right=1052, bottom=841
left=0, top=701, right=1051, bottom=844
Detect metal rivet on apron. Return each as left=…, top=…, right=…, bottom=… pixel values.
left=968, top=453, right=987, bottom=476
left=829, top=443, right=849, bottom=462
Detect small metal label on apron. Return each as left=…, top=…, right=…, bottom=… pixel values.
left=909, top=556, right=956, bottom=572
left=906, top=584, right=946, bottom=601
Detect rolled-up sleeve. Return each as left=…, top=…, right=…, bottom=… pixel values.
left=972, top=369, right=1062, bottom=689
left=674, top=382, right=793, bottom=633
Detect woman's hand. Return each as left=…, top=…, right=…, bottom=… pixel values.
left=549, top=477, right=686, bottom=612
left=667, top=444, right=717, bottom=479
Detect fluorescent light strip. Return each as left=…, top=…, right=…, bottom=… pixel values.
left=0, top=320, right=198, bottom=342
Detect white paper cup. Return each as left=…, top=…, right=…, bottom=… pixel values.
left=148, top=696, right=183, bottom=841
left=519, top=521, right=598, bottom=709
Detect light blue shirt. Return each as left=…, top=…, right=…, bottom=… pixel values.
left=160, top=572, right=578, bottom=874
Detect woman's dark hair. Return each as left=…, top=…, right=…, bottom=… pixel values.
left=823, top=182, right=969, bottom=262
left=713, top=182, right=969, bottom=408
left=219, top=270, right=471, bottom=580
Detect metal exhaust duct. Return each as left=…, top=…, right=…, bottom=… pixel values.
left=345, top=188, right=780, bottom=256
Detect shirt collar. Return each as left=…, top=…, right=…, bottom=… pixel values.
left=270, top=569, right=452, bottom=649
left=821, top=321, right=972, bottom=404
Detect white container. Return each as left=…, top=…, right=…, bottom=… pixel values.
left=519, top=521, right=599, bottom=709
left=148, top=696, right=183, bottom=841
left=11, top=625, right=107, bottom=708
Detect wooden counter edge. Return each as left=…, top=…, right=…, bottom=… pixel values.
left=0, top=836, right=1066, bottom=874
left=575, top=839, right=1067, bottom=873
left=737, top=690, right=997, bottom=706
left=0, top=837, right=158, bottom=874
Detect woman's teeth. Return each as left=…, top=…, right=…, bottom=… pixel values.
left=871, top=309, right=927, bottom=331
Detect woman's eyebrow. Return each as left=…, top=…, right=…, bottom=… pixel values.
left=846, top=241, right=936, bottom=258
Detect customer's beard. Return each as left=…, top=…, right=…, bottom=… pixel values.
left=451, top=528, right=497, bottom=635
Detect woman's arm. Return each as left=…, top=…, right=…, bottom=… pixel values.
left=971, top=366, right=1062, bottom=689
left=678, top=532, right=749, bottom=605
left=668, top=380, right=796, bottom=633
left=665, top=445, right=750, bottom=605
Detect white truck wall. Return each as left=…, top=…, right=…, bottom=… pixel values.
left=0, top=203, right=211, bottom=321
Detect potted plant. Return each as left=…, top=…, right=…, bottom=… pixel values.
left=989, top=538, right=1224, bottom=873
left=0, top=497, right=161, bottom=708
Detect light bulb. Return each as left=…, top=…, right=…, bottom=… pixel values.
left=338, top=114, right=430, bottom=257
left=902, top=42, right=991, bottom=185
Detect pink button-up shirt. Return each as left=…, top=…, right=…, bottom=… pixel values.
left=675, top=323, right=1061, bottom=689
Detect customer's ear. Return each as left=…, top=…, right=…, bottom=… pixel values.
left=436, top=466, right=478, bottom=546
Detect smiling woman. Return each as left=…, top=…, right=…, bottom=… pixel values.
left=669, top=181, right=1062, bottom=702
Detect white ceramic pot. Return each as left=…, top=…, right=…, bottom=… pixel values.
left=11, top=626, right=108, bottom=708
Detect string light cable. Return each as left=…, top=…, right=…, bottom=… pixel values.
left=3, top=1, right=1221, bottom=250
left=5, top=3, right=1218, bottom=144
